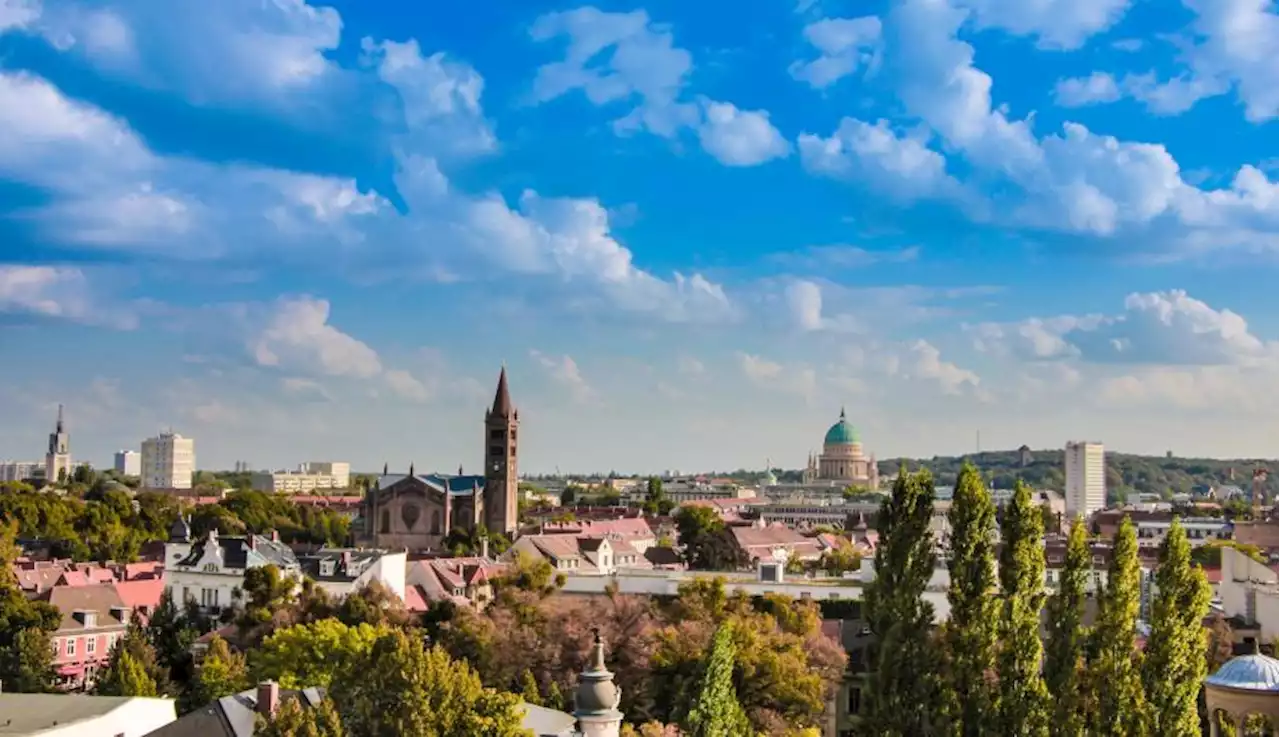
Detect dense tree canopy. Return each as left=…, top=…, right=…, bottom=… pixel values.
left=0, top=521, right=60, bottom=692
left=675, top=506, right=749, bottom=571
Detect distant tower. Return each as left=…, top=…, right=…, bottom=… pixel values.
left=1018, top=444, right=1033, bottom=468
left=483, top=367, right=519, bottom=537
left=44, top=404, right=72, bottom=483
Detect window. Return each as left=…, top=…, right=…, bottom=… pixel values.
left=202, top=563, right=218, bottom=573
left=489, top=446, right=504, bottom=458
left=65, top=638, right=76, bottom=657
left=490, top=428, right=504, bottom=440
left=847, top=687, right=861, bottom=715
left=86, top=637, right=96, bottom=655
left=430, top=510, right=442, bottom=535
left=319, top=560, right=335, bottom=577
left=380, top=509, right=391, bottom=534
left=201, top=588, right=219, bottom=608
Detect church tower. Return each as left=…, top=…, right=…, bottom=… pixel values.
left=45, top=404, right=72, bottom=483
left=483, top=368, right=519, bottom=537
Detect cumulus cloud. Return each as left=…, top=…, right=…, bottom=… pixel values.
left=798, top=118, right=964, bottom=201
left=737, top=352, right=817, bottom=401
left=249, top=296, right=382, bottom=379
left=529, top=6, right=788, bottom=167
left=1054, top=72, right=1122, bottom=107
left=970, top=290, right=1274, bottom=367
left=0, top=265, right=137, bottom=328
left=530, top=349, right=597, bottom=403
left=789, top=16, right=882, bottom=89
left=951, top=0, right=1131, bottom=50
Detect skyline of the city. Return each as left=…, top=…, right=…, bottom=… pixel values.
left=1, top=0, right=1277, bottom=471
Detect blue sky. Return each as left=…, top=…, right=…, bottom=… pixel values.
left=0, top=0, right=1276, bottom=474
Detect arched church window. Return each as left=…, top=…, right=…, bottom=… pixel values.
left=380, top=509, right=391, bottom=534
left=430, top=510, right=442, bottom=535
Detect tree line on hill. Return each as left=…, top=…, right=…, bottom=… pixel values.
left=860, top=462, right=1244, bottom=736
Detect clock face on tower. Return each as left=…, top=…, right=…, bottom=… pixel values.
left=492, top=461, right=502, bottom=472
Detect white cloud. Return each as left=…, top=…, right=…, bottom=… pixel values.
left=530, top=349, right=597, bottom=403
left=789, top=16, right=882, bottom=89
left=0, top=0, right=41, bottom=33
left=1123, top=0, right=1278, bottom=122
left=951, top=0, right=1131, bottom=50
left=25, top=0, right=346, bottom=114
left=249, top=296, right=383, bottom=379
left=903, top=339, right=982, bottom=395
left=787, top=280, right=825, bottom=331
left=771, top=245, right=921, bottom=270
left=970, top=290, right=1273, bottom=366
left=0, top=265, right=136, bottom=328
left=1098, top=363, right=1278, bottom=411
left=737, top=352, right=817, bottom=401
left=798, top=118, right=963, bottom=201
left=529, top=6, right=786, bottom=167
left=696, top=100, right=790, bottom=167
left=383, top=369, right=432, bottom=402
left=1054, top=72, right=1122, bottom=107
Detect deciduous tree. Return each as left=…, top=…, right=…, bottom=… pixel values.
left=1087, top=515, right=1148, bottom=736
left=1142, top=518, right=1211, bottom=737
left=96, top=646, right=158, bottom=697
left=181, top=635, right=250, bottom=712
left=941, top=462, right=999, bottom=736
left=256, top=696, right=346, bottom=737
left=254, top=619, right=385, bottom=689
left=1044, top=518, right=1089, bottom=737
left=329, top=629, right=527, bottom=737
left=996, top=480, right=1050, bottom=736
left=863, top=467, right=944, bottom=735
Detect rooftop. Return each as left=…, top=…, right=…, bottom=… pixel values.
left=0, top=693, right=171, bottom=734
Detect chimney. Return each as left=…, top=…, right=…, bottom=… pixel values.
left=341, top=551, right=352, bottom=571
left=257, top=681, right=280, bottom=719
left=480, top=537, right=490, bottom=560
left=246, top=536, right=256, bottom=550
left=270, top=529, right=280, bottom=543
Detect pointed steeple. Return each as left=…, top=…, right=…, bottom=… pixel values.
left=382, top=462, right=388, bottom=476
left=490, top=366, right=513, bottom=418
left=839, top=406, right=846, bottom=420
left=55, top=404, right=64, bottom=433
left=408, top=462, right=415, bottom=477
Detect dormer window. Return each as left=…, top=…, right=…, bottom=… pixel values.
left=202, top=563, right=218, bottom=573
left=320, top=560, right=336, bottom=577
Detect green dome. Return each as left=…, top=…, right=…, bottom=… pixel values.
left=824, top=409, right=860, bottom=445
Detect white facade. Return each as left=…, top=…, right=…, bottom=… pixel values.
left=300, top=461, right=351, bottom=488
left=113, top=450, right=140, bottom=476
left=1220, top=546, right=1279, bottom=643
left=309, top=551, right=407, bottom=601
left=0, top=460, right=41, bottom=482
left=251, top=471, right=343, bottom=494
left=0, top=693, right=176, bottom=737
left=141, top=433, right=195, bottom=489
left=1064, top=441, right=1106, bottom=521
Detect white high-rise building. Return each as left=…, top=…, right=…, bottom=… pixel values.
left=114, top=450, right=141, bottom=476
left=1064, top=441, right=1106, bottom=521
left=141, top=432, right=196, bottom=489
left=299, top=461, right=351, bottom=489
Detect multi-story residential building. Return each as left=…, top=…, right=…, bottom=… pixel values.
left=114, top=450, right=141, bottom=476
left=295, top=548, right=406, bottom=601
left=403, top=556, right=508, bottom=610
left=299, top=461, right=351, bottom=488
left=45, top=404, right=72, bottom=484
left=162, top=519, right=298, bottom=612
left=1093, top=508, right=1232, bottom=548
left=0, top=460, right=42, bottom=482
left=506, top=534, right=653, bottom=576
left=36, top=584, right=134, bottom=691
left=251, top=466, right=349, bottom=493
left=1065, top=440, right=1106, bottom=521
left=141, top=432, right=196, bottom=489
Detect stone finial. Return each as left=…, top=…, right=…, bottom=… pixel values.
left=574, top=629, right=624, bottom=728
left=382, top=462, right=388, bottom=475
left=409, top=462, right=415, bottom=477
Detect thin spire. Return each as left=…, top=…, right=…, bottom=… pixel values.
left=839, top=406, right=846, bottom=420
left=56, top=404, right=64, bottom=433
left=409, top=462, right=415, bottom=477
left=490, top=366, right=513, bottom=417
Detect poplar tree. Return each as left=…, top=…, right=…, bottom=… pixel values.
left=1044, top=517, right=1090, bottom=737
left=864, top=466, right=943, bottom=736
left=96, top=647, right=158, bottom=697
left=941, top=462, right=998, bottom=736
left=1142, top=519, right=1211, bottom=737
left=1088, top=515, right=1148, bottom=736
left=684, top=623, right=750, bottom=737
left=995, top=480, right=1049, bottom=736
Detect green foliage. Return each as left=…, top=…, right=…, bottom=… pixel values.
left=1044, top=518, right=1090, bottom=737
left=255, top=696, right=346, bottom=737
left=519, top=669, right=542, bottom=706
left=0, top=521, right=60, bottom=693
left=1190, top=538, right=1267, bottom=567
left=237, top=564, right=299, bottom=641
left=1087, top=516, right=1148, bottom=736
left=863, top=467, right=944, bottom=734
left=329, top=629, right=529, bottom=737
left=675, top=506, right=748, bottom=571
left=181, top=635, right=250, bottom=712
left=643, top=477, right=675, bottom=516
left=1141, top=519, right=1212, bottom=737
left=254, top=619, right=387, bottom=689
left=443, top=525, right=510, bottom=557
left=96, top=642, right=159, bottom=697
left=0, top=483, right=167, bottom=562
left=995, top=481, right=1050, bottom=736
left=683, top=622, right=751, bottom=737
left=147, top=588, right=199, bottom=683
left=941, top=463, right=999, bottom=737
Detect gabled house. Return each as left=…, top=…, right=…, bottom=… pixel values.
left=296, top=548, right=407, bottom=601
left=37, top=583, right=135, bottom=691
left=403, top=556, right=507, bottom=610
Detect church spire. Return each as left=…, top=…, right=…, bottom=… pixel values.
left=55, top=404, right=64, bottom=433
left=490, top=366, right=513, bottom=417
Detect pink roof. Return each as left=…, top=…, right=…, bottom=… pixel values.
left=122, top=562, right=163, bottom=581
left=403, top=584, right=430, bottom=613
left=115, top=579, right=165, bottom=611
